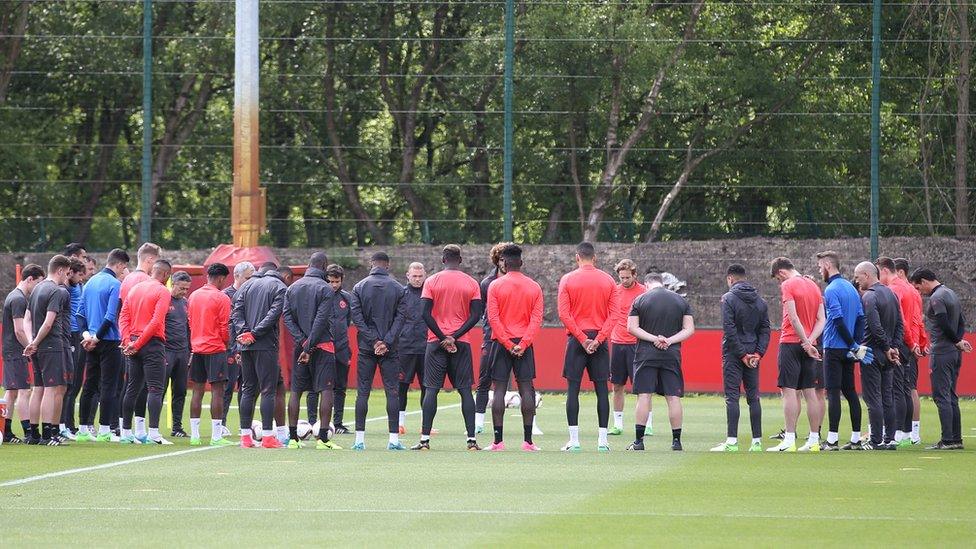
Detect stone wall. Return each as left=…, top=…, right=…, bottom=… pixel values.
left=3, top=236, right=973, bottom=329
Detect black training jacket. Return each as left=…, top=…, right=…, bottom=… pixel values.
left=283, top=267, right=335, bottom=353
left=861, top=282, right=905, bottom=355
left=231, top=271, right=287, bottom=351
left=397, top=284, right=427, bottom=355
left=350, top=267, right=405, bottom=352
left=720, top=281, right=771, bottom=360
left=332, top=289, right=353, bottom=364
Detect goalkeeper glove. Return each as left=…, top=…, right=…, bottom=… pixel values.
left=848, top=344, right=868, bottom=361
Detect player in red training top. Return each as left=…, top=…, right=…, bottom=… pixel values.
left=485, top=244, right=544, bottom=452
left=608, top=259, right=647, bottom=437
left=118, top=259, right=172, bottom=445
left=768, top=257, right=826, bottom=452
left=557, top=242, right=619, bottom=452
left=410, top=245, right=483, bottom=451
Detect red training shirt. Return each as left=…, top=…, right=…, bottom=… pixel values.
left=119, top=269, right=149, bottom=304
left=557, top=264, right=618, bottom=344
left=779, top=275, right=822, bottom=344
left=187, top=283, right=231, bottom=354
left=887, top=276, right=928, bottom=349
left=610, top=282, right=646, bottom=344
left=422, top=269, right=482, bottom=345
left=119, top=278, right=172, bottom=351
left=486, top=271, right=544, bottom=351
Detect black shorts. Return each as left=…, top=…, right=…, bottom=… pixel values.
left=293, top=350, right=336, bottom=393
left=190, top=352, right=229, bottom=384
left=609, top=343, right=636, bottom=386
left=33, top=347, right=71, bottom=387
left=823, top=348, right=857, bottom=391
left=398, top=353, right=425, bottom=385
left=777, top=343, right=818, bottom=390
left=490, top=340, right=535, bottom=382
left=2, top=355, right=31, bottom=390
left=562, top=332, right=609, bottom=382
left=905, top=353, right=919, bottom=390
left=633, top=359, right=683, bottom=397
left=423, top=341, right=474, bottom=390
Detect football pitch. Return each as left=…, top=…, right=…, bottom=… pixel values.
left=1, top=392, right=974, bottom=547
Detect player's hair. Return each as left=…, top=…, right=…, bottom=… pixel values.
left=21, top=264, right=44, bottom=280
left=68, top=257, right=86, bottom=274
left=614, top=258, right=638, bottom=275
left=489, top=242, right=513, bottom=267
left=62, top=242, right=86, bottom=257
left=84, top=255, right=96, bottom=266
left=875, top=256, right=896, bottom=273
left=644, top=272, right=664, bottom=285
left=407, top=261, right=425, bottom=272
left=48, top=254, right=71, bottom=273
left=207, top=263, right=230, bottom=278
left=575, top=241, right=595, bottom=260
left=909, top=268, right=938, bottom=284
left=153, top=259, right=172, bottom=272
left=894, top=258, right=910, bottom=275
left=815, top=251, right=840, bottom=271
left=442, top=244, right=462, bottom=263
left=371, top=251, right=390, bottom=264
left=136, top=242, right=161, bottom=262
left=309, top=251, right=328, bottom=271
left=106, top=248, right=130, bottom=267
left=171, top=271, right=192, bottom=284
left=234, top=261, right=254, bottom=277
left=769, top=257, right=794, bottom=277
left=326, top=264, right=345, bottom=279
left=727, top=264, right=747, bottom=278
left=259, top=261, right=278, bottom=273
left=277, top=266, right=293, bottom=279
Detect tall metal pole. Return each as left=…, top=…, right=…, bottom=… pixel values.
left=232, top=0, right=264, bottom=247
left=140, top=0, right=152, bottom=243
left=502, top=0, right=514, bottom=241
left=869, top=0, right=881, bottom=259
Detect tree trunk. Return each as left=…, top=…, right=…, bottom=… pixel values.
left=0, top=1, right=29, bottom=104
left=76, top=106, right=127, bottom=246
left=952, top=0, right=971, bottom=236
left=543, top=201, right=565, bottom=243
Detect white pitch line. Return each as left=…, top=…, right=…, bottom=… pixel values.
left=10, top=506, right=975, bottom=524
left=0, top=446, right=221, bottom=488
left=0, top=403, right=463, bottom=488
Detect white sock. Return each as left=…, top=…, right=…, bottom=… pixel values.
left=784, top=432, right=796, bottom=445
left=647, top=411, right=653, bottom=427
left=79, top=425, right=90, bottom=434
left=474, top=412, right=485, bottom=428
left=59, top=423, right=66, bottom=431
left=211, top=420, right=222, bottom=441
left=726, top=437, right=737, bottom=445
left=241, top=428, right=252, bottom=437
left=420, top=434, right=430, bottom=442
left=262, top=429, right=274, bottom=438
left=894, top=430, right=905, bottom=441
left=752, top=437, right=761, bottom=445
left=190, top=418, right=201, bottom=439
left=807, top=432, right=819, bottom=443
left=134, top=416, right=146, bottom=437
left=598, top=428, right=608, bottom=446
left=398, top=411, right=406, bottom=428
left=276, top=425, right=287, bottom=439
left=389, top=432, right=399, bottom=444
left=850, top=431, right=861, bottom=443
left=827, top=431, right=839, bottom=444
left=568, top=425, right=579, bottom=445
left=99, top=425, right=111, bottom=435
left=911, top=421, right=920, bottom=440
left=355, top=431, right=365, bottom=445
left=122, top=428, right=133, bottom=438
left=613, top=411, right=624, bottom=429
left=148, top=427, right=159, bottom=440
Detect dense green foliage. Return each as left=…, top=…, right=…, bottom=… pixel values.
left=0, top=1, right=972, bottom=250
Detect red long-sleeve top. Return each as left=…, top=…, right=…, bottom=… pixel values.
left=119, top=278, right=172, bottom=351
left=888, top=277, right=929, bottom=349
left=610, top=282, right=646, bottom=344
left=557, top=264, right=618, bottom=345
left=486, top=271, right=544, bottom=351
left=119, top=270, right=149, bottom=303
left=187, top=283, right=231, bottom=354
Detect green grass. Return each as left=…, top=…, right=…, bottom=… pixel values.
left=1, top=392, right=975, bottom=547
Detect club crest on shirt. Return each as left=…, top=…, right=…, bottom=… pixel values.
left=339, top=301, right=347, bottom=309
